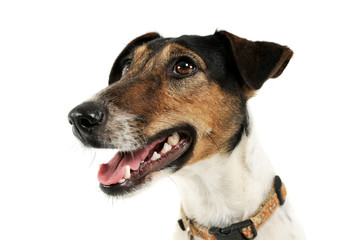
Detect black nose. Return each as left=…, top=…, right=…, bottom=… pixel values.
left=68, top=102, right=106, bottom=141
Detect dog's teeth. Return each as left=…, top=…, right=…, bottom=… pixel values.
left=124, top=165, right=131, bottom=179
left=151, top=152, right=161, bottom=161
left=167, top=132, right=180, bottom=146
left=161, top=143, right=172, bottom=154
left=119, top=179, right=125, bottom=183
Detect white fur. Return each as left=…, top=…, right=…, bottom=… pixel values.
left=171, top=114, right=305, bottom=240
left=106, top=113, right=146, bottom=151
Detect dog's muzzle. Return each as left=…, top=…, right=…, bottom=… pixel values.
left=68, top=102, right=106, bottom=144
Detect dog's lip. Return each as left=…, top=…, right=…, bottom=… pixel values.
left=97, top=131, right=192, bottom=187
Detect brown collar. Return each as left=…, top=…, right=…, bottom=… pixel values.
left=178, top=176, right=287, bottom=240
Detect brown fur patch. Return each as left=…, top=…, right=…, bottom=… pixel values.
left=144, top=80, right=243, bottom=165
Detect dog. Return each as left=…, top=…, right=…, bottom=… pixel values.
left=68, top=31, right=305, bottom=240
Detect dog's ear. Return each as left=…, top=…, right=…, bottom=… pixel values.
left=216, top=31, right=293, bottom=94
left=109, top=32, right=161, bottom=85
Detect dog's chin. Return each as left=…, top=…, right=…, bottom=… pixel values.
left=97, top=129, right=195, bottom=197
left=99, top=169, right=173, bottom=198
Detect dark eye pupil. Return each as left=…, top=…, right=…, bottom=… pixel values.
left=176, top=61, right=195, bottom=75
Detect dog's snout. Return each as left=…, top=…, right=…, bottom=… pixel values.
left=68, top=102, right=106, bottom=139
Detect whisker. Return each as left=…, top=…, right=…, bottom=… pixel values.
left=89, top=151, right=97, bottom=168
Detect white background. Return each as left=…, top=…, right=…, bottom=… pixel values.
left=1, top=0, right=360, bottom=239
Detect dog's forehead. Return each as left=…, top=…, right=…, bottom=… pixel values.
left=128, top=34, right=238, bottom=94
left=113, top=33, right=240, bottom=96
left=146, top=37, right=172, bottom=51
left=141, top=34, right=224, bottom=60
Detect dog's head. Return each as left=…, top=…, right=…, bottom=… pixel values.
left=68, top=31, right=293, bottom=196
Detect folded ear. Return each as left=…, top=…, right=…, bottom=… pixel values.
left=216, top=31, right=293, bottom=91
left=109, top=32, right=161, bottom=85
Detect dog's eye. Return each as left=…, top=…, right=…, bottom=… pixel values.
left=122, top=61, right=131, bottom=77
left=174, top=61, right=196, bottom=75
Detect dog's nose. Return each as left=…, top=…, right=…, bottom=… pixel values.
left=68, top=102, right=106, bottom=139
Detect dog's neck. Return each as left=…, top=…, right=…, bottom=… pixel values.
left=172, top=115, right=275, bottom=228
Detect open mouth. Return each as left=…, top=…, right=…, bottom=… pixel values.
left=98, top=131, right=193, bottom=195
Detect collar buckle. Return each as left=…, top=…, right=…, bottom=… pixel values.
left=209, top=219, right=257, bottom=240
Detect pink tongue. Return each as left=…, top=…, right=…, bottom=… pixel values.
left=97, top=138, right=165, bottom=185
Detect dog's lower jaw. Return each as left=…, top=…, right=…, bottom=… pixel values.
left=171, top=116, right=305, bottom=240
